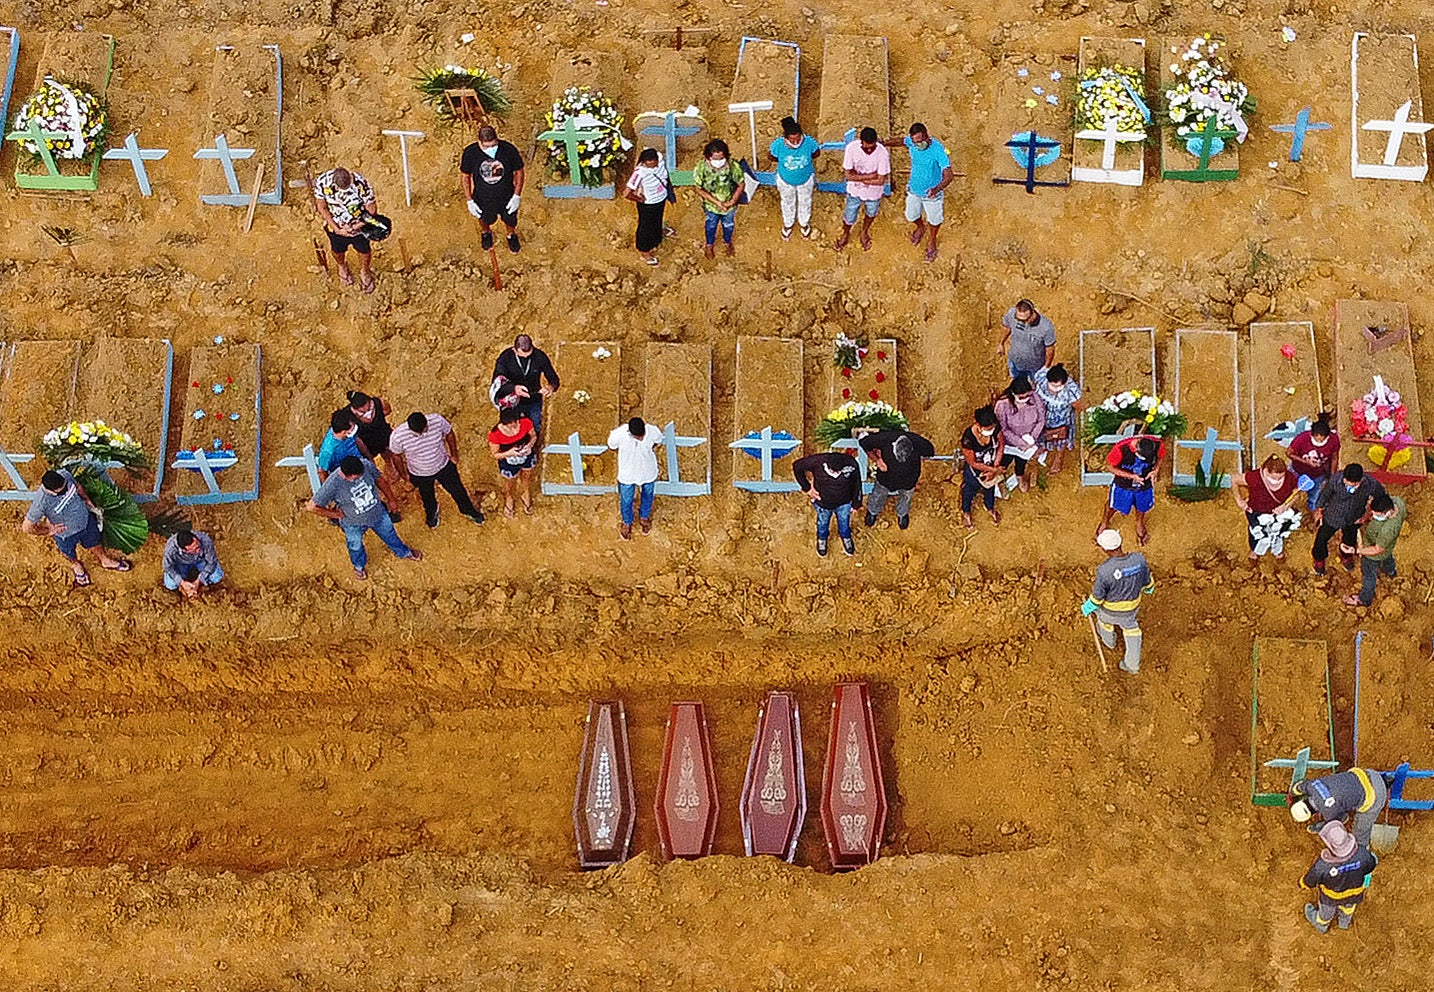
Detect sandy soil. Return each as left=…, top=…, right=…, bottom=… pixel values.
left=0, top=0, right=1432, bottom=988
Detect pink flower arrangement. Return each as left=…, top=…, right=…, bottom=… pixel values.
left=1350, top=376, right=1409, bottom=443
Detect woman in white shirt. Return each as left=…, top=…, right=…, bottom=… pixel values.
left=624, top=147, right=670, bottom=266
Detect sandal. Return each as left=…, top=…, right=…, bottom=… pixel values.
left=354, top=566, right=368, bottom=580
left=990, top=508, right=1002, bottom=525
left=339, top=268, right=355, bottom=287
left=1136, top=527, right=1150, bottom=546
left=859, top=233, right=872, bottom=252
left=1342, top=595, right=1366, bottom=607
left=504, top=498, right=516, bottom=518
left=360, top=273, right=376, bottom=294
left=925, top=247, right=938, bottom=263
left=402, top=549, right=424, bottom=562
left=100, top=558, right=133, bottom=572
left=72, top=567, right=91, bottom=587
left=961, top=513, right=974, bottom=530
left=833, top=233, right=849, bottom=252
left=521, top=496, right=534, bottom=515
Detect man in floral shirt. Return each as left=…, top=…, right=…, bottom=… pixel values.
left=314, top=166, right=379, bottom=293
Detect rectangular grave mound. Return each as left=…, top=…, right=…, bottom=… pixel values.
left=13, top=32, right=115, bottom=191
left=0, top=27, right=18, bottom=142
left=574, top=699, right=638, bottom=870
left=742, top=690, right=807, bottom=862
left=814, top=36, right=889, bottom=192
left=1173, top=328, right=1242, bottom=485
left=1334, top=299, right=1426, bottom=483
left=1077, top=327, right=1155, bottom=485
left=1251, top=637, right=1334, bottom=804
left=76, top=338, right=174, bottom=501
left=729, top=37, right=799, bottom=172
left=991, top=51, right=1073, bottom=191
left=0, top=340, right=81, bottom=493
left=820, top=681, right=886, bottom=870
left=174, top=344, right=261, bottom=504
left=827, top=337, right=896, bottom=412
left=1248, top=322, right=1321, bottom=463
left=541, top=51, right=625, bottom=198
left=1072, top=37, right=1147, bottom=186
left=732, top=336, right=803, bottom=491
left=655, top=701, right=719, bottom=859
left=1159, top=35, right=1241, bottom=182
left=199, top=44, right=282, bottom=206
left=1351, top=33, right=1431, bottom=182
left=541, top=341, right=621, bottom=495
left=643, top=343, right=711, bottom=496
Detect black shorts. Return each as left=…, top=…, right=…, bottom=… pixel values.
left=474, top=200, right=518, bottom=227
left=327, top=228, right=372, bottom=255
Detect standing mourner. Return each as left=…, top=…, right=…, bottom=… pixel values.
left=835, top=127, right=891, bottom=252
left=1289, top=768, right=1391, bottom=849
left=347, top=391, right=394, bottom=464
left=491, top=334, right=560, bottom=436
left=692, top=139, right=744, bottom=258
left=488, top=407, right=538, bottom=517
left=1300, top=821, right=1377, bottom=933
left=993, top=376, right=1046, bottom=493
left=1233, top=455, right=1301, bottom=563
left=317, top=409, right=362, bottom=480
left=313, top=166, right=379, bottom=293
left=1312, top=464, right=1384, bottom=576
left=999, top=299, right=1057, bottom=381
left=1343, top=491, right=1406, bottom=608
left=306, top=455, right=421, bottom=580
left=387, top=412, right=485, bottom=528
left=1033, top=364, right=1083, bottom=475
left=460, top=124, right=525, bottom=253
left=768, top=116, right=819, bottom=240
left=792, top=450, right=862, bottom=557
left=1082, top=529, right=1154, bottom=674
left=858, top=428, right=936, bottom=530
left=21, top=469, right=132, bottom=586
left=1287, top=411, right=1340, bottom=514
left=1098, top=435, right=1164, bottom=546
left=884, top=122, right=953, bottom=262
left=953, top=405, right=1004, bottom=530
left=607, top=416, right=663, bottom=539
left=161, top=529, right=223, bottom=598
left=624, top=148, right=670, bottom=266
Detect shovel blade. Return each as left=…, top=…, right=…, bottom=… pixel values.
left=1370, top=823, right=1399, bottom=853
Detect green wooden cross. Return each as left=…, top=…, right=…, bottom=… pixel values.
left=1187, top=114, right=1238, bottom=172
left=1164, top=113, right=1240, bottom=182
left=6, top=118, right=70, bottom=178
left=538, top=116, right=606, bottom=187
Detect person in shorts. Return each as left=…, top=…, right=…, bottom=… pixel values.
left=21, top=469, right=132, bottom=586
left=460, top=124, right=525, bottom=253
left=1098, top=435, right=1165, bottom=546
left=835, top=126, right=890, bottom=252
left=313, top=166, right=379, bottom=293
left=883, top=122, right=953, bottom=262
left=488, top=407, right=538, bottom=517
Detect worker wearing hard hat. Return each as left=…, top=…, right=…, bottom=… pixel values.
left=1288, top=768, right=1390, bottom=848
left=1081, top=528, right=1155, bottom=674
left=1299, top=821, right=1377, bottom=933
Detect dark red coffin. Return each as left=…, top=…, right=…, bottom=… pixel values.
left=820, top=681, right=886, bottom=870
left=741, top=690, right=807, bottom=862
left=654, top=701, right=719, bottom=859
left=573, top=699, right=637, bottom=870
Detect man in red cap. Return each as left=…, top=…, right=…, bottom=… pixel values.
left=1300, top=820, right=1377, bottom=933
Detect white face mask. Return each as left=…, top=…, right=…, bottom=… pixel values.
left=1311, top=435, right=1328, bottom=446
left=481, top=144, right=499, bottom=158
left=1262, top=471, right=1283, bottom=487
left=1016, top=395, right=1032, bottom=405
left=709, top=157, right=727, bottom=168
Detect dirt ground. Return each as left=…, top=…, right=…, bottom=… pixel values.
left=0, top=0, right=1433, bottom=988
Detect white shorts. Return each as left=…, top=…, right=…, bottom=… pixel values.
left=904, top=191, right=945, bottom=225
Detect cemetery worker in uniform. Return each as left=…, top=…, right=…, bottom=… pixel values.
left=1312, top=463, right=1384, bottom=576
left=387, top=412, right=486, bottom=529
left=624, top=147, right=670, bottom=266
left=21, top=469, right=133, bottom=587
left=161, top=529, right=223, bottom=599
left=1097, top=434, right=1164, bottom=546
left=1081, top=529, right=1154, bottom=674
left=1343, top=491, right=1406, bottom=608
left=460, top=124, right=525, bottom=254
left=491, top=333, right=560, bottom=436
left=488, top=407, right=538, bottom=518
left=793, top=449, right=862, bottom=557
left=999, top=299, right=1057, bottom=381
left=1300, top=820, right=1377, bottom=933
left=607, top=416, right=663, bottom=540
left=1233, top=454, right=1301, bottom=564
left=313, top=166, right=379, bottom=294
left=834, top=126, right=891, bottom=253
left=1033, top=363, right=1084, bottom=476
left=882, top=122, right=953, bottom=262
left=692, top=139, right=744, bottom=258
left=1288, top=411, right=1340, bottom=515
left=1289, top=768, right=1391, bottom=849
left=952, top=404, right=1004, bottom=530
left=306, top=455, right=422, bottom=580
left=768, top=116, right=819, bottom=241
left=858, top=428, right=936, bottom=530
left=993, top=375, right=1046, bottom=494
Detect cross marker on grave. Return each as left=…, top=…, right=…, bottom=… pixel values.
left=729, top=426, right=802, bottom=492
left=102, top=132, right=169, bottom=196
left=538, top=116, right=608, bottom=188
left=1263, top=746, right=1340, bottom=796
left=543, top=431, right=608, bottom=487
left=381, top=129, right=425, bottom=206
left=0, top=445, right=37, bottom=499
left=728, top=100, right=774, bottom=165
left=1361, top=99, right=1434, bottom=167
left=274, top=442, right=323, bottom=496
left=1186, top=115, right=1238, bottom=173
left=1174, top=426, right=1243, bottom=485
left=1269, top=107, right=1331, bottom=163
left=1265, top=416, right=1310, bottom=447
left=994, top=131, right=1067, bottom=194
left=193, top=133, right=256, bottom=197
left=831, top=438, right=875, bottom=495
left=1075, top=112, right=1146, bottom=171
left=657, top=420, right=708, bottom=495
left=6, top=118, right=70, bottom=178
left=638, top=111, right=703, bottom=185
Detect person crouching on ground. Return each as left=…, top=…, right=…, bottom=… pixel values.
left=1234, top=454, right=1301, bottom=566
left=692, top=139, right=744, bottom=258
left=161, top=529, right=223, bottom=599
left=488, top=407, right=537, bottom=518
left=953, top=404, right=1004, bottom=530
left=1081, top=529, right=1154, bottom=674
left=793, top=449, right=862, bottom=557
left=994, top=375, right=1045, bottom=493
left=21, top=469, right=132, bottom=587
left=313, top=166, right=379, bottom=293
left=624, top=147, right=670, bottom=266
left=608, top=416, right=662, bottom=539
left=1300, top=821, right=1377, bottom=933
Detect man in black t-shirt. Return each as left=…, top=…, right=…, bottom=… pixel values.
left=858, top=428, right=936, bottom=530
left=492, top=334, right=560, bottom=435
left=460, top=125, right=526, bottom=253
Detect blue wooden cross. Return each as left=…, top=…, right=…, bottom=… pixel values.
left=638, top=111, right=702, bottom=187
left=540, top=431, right=612, bottom=495
left=0, top=445, right=37, bottom=501
left=1174, top=426, right=1243, bottom=486
left=1269, top=108, right=1330, bottom=163
left=1264, top=746, right=1340, bottom=796
left=194, top=133, right=255, bottom=200
left=274, top=442, right=322, bottom=496
left=655, top=420, right=709, bottom=496
left=6, top=117, right=69, bottom=177
left=994, top=131, right=1067, bottom=194
left=103, top=132, right=169, bottom=196
left=538, top=116, right=615, bottom=200
left=729, top=426, right=801, bottom=493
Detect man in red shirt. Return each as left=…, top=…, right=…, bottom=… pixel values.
left=1097, top=435, right=1164, bottom=545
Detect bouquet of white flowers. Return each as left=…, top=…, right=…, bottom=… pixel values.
left=1164, top=36, right=1254, bottom=146
left=13, top=77, right=109, bottom=161
left=544, top=87, right=631, bottom=187
left=1083, top=390, right=1187, bottom=443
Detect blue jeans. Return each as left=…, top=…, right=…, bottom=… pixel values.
left=703, top=208, right=735, bottom=245
left=163, top=563, right=225, bottom=590
left=517, top=398, right=543, bottom=436
left=815, top=502, right=853, bottom=540
left=340, top=513, right=412, bottom=569
left=1358, top=556, right=1396, bottom=605
left=619, top=481, right=655, bottom=526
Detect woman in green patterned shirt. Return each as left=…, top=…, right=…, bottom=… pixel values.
left=691, top=139, right=744, bottom=259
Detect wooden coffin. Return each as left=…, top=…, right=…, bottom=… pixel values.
left=655, top=701, right=719, bottom=859
left=820, top=682, right=886, bottom=869
left=573, top=699, right=637, bottom=870
left=741, top=691, right=807, bottom=861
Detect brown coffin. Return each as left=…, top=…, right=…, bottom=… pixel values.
left=573, top=699, right=637, bottom=870
left=820, top=682, right=886, bottom=870
left=654, top=701, right=720, bottom=859
left=741, top=691, right=807, bottom=862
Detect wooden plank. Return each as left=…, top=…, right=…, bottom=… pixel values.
left=76, top=338, right=174, bottom=500
left=742, top=690, right=807, bottom=862
left=826, top=338, right=896, bottom=414
left=643, top=343, right=711, bottom=490
left=1252, top=638, right=1334, bottom=799
left=733, top=336, right=803, bottom=486
left=991, top=51, right=1074, bottom=185
left=654, top=701, right=719, bottom=860
left=1334, top=299, right=1426, bottom=481
left=1173, top=328, right=1242, bottom=480
left=0, top=340, right=80, bottom=457
left=1351, top=33, right=1429, bottom=181
left=1077, top=327, right=1155, bottom=483
left=1160, top=35, right=1240, bottom=181
left=174, top=344, right=262, bottom=502
left=573, top=699, right=637, bottom=870
left=1072, top=37, right=1147, bottom=185
left=541, top=341, right=621, bottom=493
left=1248, top=322, right=1321, bottom=463
left=820, top=681, right=886, bottom=870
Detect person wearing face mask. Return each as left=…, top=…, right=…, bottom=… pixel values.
left=999, top=299, right=1058, bottom=382
left=834, top=126, right=891, bottom=252
left=1288, top=411, right=1340, bottom=516
left=317, top=409, right=363, bottom=482
left=952, top=404, right=1005, bottom=530
left=491, top=334, right=560, bottom=437
left=313, top=166, right=380, bottom=293
left=1234, top=455, right=1301, bottom=564
left=1342, top=490, right=1406, bottom=607
left=460, top=124, right=525, bottom=254
left=692, top=138, right=744, bottom=258
left=1032, top=364, right=1083, bottom=475
left=624, top=147, right=671, bottom=266
left=993, top=376, right=1046, bottom=493
left=792, top=449, right=862, bottom=557
left=767, top=116, right=819, bottom=241
left=1081, top=528, right=1154, bottom=674
left=346, top=391, right=394, bottom=464
left=1312, top=463, right=1385, bottom=576
left=879, top=122, right=953, bottom=262
left=1098, top=434, right=1164, bottom=546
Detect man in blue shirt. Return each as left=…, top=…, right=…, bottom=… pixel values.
left=317, top=409, right=362, bottom=481
left=767, top=116, right=819, bottom=241
left=884, top=122, right=954, bottom=262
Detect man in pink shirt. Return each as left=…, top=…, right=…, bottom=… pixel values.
left=834, top=126, right=891, bottom=252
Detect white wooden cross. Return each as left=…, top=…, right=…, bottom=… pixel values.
left=655, top=420, right=709, bottom=497
left=1074, top=112, right=1145, bottom=171
left=274, top=442, right=322, bottom=496
left=540, top=431, right=611, bottom=494
left=381, top=129, right=424, bottom=206
left=1173, top=426, right=1244, bottom=487
left=728, top=100, right=773, bottom=164
left=193, top=133, right=256, bottom=196
left=103, top=132, right=169, bottom=196
left=1362, top=100, right=1434, bottom=167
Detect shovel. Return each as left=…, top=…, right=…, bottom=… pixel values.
left=1370, top=819, right=1399, bottom=853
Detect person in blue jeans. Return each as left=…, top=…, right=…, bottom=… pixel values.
left=692, top=139, right=744, bottom=258
left=307, top=455, right=423, bottom=579
left=608, top=416, right=662, bottom=539
left=792, top=450, right=862, bottom=557
left=161, top=529, right=224, bottom=599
